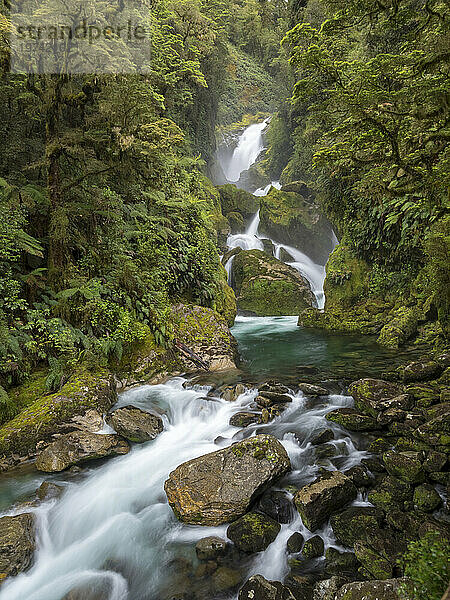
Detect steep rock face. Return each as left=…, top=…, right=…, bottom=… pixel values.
left=258, top=187, right=335, bottom=265
left=232, top=249, right=315, bottom=316
left=106, top=406, right=163, bottom=443
left=294, top=471, right=357, bottom=531
left=0, top=513, right=35, bottom=578
left=164, top=434, right=291, bottom=525
left=0, top=369, right=117, bottom=457
left=35, top=431, right=130, bottom=472
left=170, top=304, right=239, bottom=371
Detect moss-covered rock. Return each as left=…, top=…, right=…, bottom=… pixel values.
left=334, top=579, right=410, bottom=600
left=106, top=406, right=163, bottom=443
left=217, top=184, right=259, bottom=221
left=326, top=408, right=379, bottom=431
left=348, top=379, right=402, bottom=418
left=258, top=187, right=335, bottom=264
left=330, top=506, right=384, bottom=547
left=368, top=476, right=413, bottom=511
left=232, top=249, right=315, bottom=316
left=302, top=535, right=324, bottom=559
left=383, top=451, right=425, bottom=484
left=354, top=529, right=405, bottom=580
left=170, top=304, right=238, bottom=371
left=294, top=471, right=357, bottom=532
left=325, top=548, right=360, bottom=578
left=1, top=370, right=47, bottom=427
left=414, top=402, right=450, bottom=446
left=402, top=360, right=442, bottom=383
left=413, top=483, right=442, bottom=512
left=377, top=306, right=420, bottom=349
left=0, top=368, right=117, bottom=457
left=227, top=512, right=281, bottom=553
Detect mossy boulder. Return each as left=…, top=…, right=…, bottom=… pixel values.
left=377, top=306, right=420, bottom=349
left=164, top=434, right=291, bottom=525
left=383, top=451, right=425, bottom=484
left=413, top=484, right=442, bottom=512
left=302, top=535, right=324, bottom=559
left=106, top=406, right=163, bottom=443
left=0, top=513, right=35, bottom=578
left=1, top=370, right=47, bottom=427
left=354, top=529, right=405, bottom=580
left=229, top=411, right=261, bottom=428
left=325, top=548, right=360, bottom=577
left=330, top=506, right=384, bottom=547
left=227, top=512, right=281, bottom=553
left=334, top=579, right=410, bottom=600
left=217, top=184, right=259, bottom=221
left=258, top=187, right=335, bottom=265
left=238, top=575, right=298, bottom=600
left=414, top=402, right=450, bottom=446
left=35, top=431, right=130, bottom=472
left=232, top=249, right=315, bottom=316
left=326, top=408, right=379, bottom=431
left=348, top=379, right=402, bottom=418
left=0, top=369, right=117, bottom=458
left=287, top=532, right=304, bottom=554
left=195, top=536, right=228, bottom=561
left=294, top=471, right=357, bottom=531
left=368, top=476, right=413, bottom=511
left=402, top=360, right=442, bottom=383
left=170, top=303, right=238, bottom=371
left=258, top=490, right=294, bottom=524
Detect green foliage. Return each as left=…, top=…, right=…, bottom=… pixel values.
left=399, top=531, right=450, bottom=600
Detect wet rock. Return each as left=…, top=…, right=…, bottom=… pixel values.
left=326, top=408, right=378, bottom=431
left=402, top=360, right=442, bottom=383
left=222, top=384, right=246, bottom=402
left=414, top=402, right=450, bottom=446
left=35, top=431, right=130, bottom=472
left=413, top=483, right=442, bottom=512
left=378, top=394, right=414, bottom=411
left=230, top=412, right=261, bottom=428
left=294, top=471, right=357, bottom=531
left=258, top=490, right=294, bottom=524
left=343, top=464, right=373, bottom=488
left=313, top=577, right=348, bottom=600
left=257, top=391, right=292, bottom=406
left=238, top=574, right=298, bottom=600
left=195, top=536, right=227, bottom=561
left=302, top=535, right=324, bottom=559
left=0, top=513, right=35, bottom=577
left=330, top=506, right=384, bottom=547
left=385, top=510, right=422, bottom=541
left=423, top=450, right=447, bottom=472
left=260, top=381, right=290, bottom=395
left=287, top=532, right=304, bottom=554
left=106, top=406, right=163, bottom=443
left=212, top=566, right=242, bottom=592
left=315, top=444, right=338, bottom=459
left=368, top=475, right=413, bottom=511
left=227, top=512, right=281, bottom=553
left=405, top=383, right=440, bottom=408
left=334, top=578, right=410, bottom=600
left=354, top=529, right=405, bottom=580
left=383, top=451, right=425, bottom=484
left=164, top=434, right=291, bottom=525
left=311, top=429, right=334, bottom=445
left=298, top=384, right=328, bottom=397
left=325, top=548, right=360, bottom=577
left=194, top=560, right=217, bottom=578
left=367, top=437, right=392, bottom=454
left=348, top=379, right=401, bottom=418
left=36, top=481, right=64, bottom=501
left=232, top=249, right=316, bottom=316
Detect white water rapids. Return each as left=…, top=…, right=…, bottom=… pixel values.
left=0, top=375, right=368, bottom=600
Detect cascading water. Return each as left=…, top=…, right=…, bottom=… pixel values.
left=0, top=376, right=368, bottom=600
left=223, top=119, right=270, bottom=183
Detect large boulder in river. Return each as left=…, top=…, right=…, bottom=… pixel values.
left=294, top=471, right=357, bottom=531
left=0, top=368, right=117, bottom=457
left=232, top=249, right=315, bottom=316
left=259, top=187, right=335, bottom=265
left=164, top=434, right=291, bottom=525
left=35, top=431, right=130, bottom=472
left=106, top=406, right=163, bottom=443
left=0, top=513, right=35, bottom=577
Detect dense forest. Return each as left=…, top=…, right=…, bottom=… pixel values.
left=0, top=1, right=448, bottom=599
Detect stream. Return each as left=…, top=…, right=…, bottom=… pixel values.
left=0, top=121, right=422, bottom=600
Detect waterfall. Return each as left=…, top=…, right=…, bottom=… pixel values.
left=222, top=119, right=269, bottom=182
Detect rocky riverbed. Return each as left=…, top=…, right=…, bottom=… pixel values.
left=0, top=344, right=448, bottom=599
